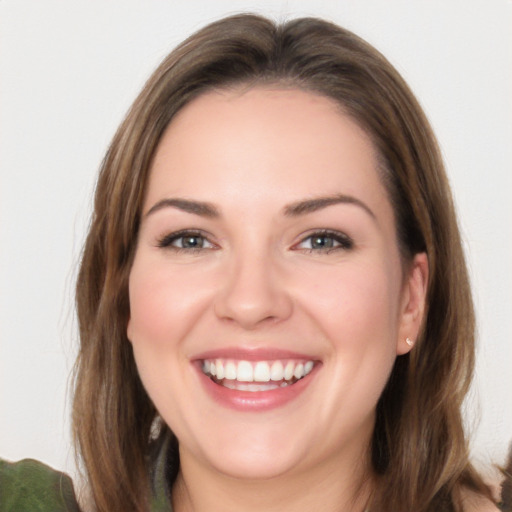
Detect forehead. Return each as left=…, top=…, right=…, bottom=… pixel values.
left=146, top=87, right=388, bottom=216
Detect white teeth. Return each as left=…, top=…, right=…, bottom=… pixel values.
left=223, top=379, right=236, bottom=389
left=270, top=361, right=284, bottom=381
left=254, top=361, right=270, bottom=382
left=215, top=359, right=225, bottom=379
left=237, top=361, right=253, bottom=382
left=222, top=381, right=280, bottom=392
left=225, top=361, right=237, bottom=380
left=201, top=358, right=315, bottom=385
left=284, top=361, right=294, bottom=380
left=293, top=363, right=304, bottom=379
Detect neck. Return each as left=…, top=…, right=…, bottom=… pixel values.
left=172, top=445, right=373, bottom=512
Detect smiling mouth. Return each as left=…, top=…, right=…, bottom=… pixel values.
left=201, top=358, right=315, bottom=392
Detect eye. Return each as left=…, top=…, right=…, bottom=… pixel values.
left=157, top=230, right=216, bottom=251
left=294, top=230, right=354, bottom=253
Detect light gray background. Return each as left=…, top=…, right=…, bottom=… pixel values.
left=1, top=0, right=511, bottom=481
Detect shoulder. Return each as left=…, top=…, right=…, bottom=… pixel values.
left=0, top=457, right=81, bottom=512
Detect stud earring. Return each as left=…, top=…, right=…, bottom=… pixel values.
left=406, top=337, right=414, bottom=347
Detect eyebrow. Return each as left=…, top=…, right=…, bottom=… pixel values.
left=145, top=198, right=220, bottom=218
left=145, top=193, right=375, bottom=220
left=283, top=194, right=376, bottom=219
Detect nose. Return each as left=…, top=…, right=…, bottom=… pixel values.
left=213, top=250, right=293, bottom=330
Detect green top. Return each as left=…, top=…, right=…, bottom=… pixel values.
left=0, top=443, right=173, bottom=512
left=0, top=458, right=81, bottom=512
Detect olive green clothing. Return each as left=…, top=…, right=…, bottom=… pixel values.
left=0, top=458, right=80, bottom=512
left=0, top=442, right=173, bottom=512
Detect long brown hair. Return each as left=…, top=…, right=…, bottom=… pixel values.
left=73, top=14, right=493, bottom=511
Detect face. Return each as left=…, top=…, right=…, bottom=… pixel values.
left=128, top=87, right=427, bottom=481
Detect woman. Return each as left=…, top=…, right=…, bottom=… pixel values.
left=1, top=13, right=501, bottom=512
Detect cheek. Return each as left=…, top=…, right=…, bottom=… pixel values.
left=127, top=257, right=214, bottom=417
left=295, top=258, right=402, bottom=410
left=297, top=260, right=402, bottom=346
left=127, top=257, right=214, bottom=349
left=127, top=266, right=177, bottom=397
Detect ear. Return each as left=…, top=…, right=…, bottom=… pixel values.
left=396, top=252, right=429, bottom=355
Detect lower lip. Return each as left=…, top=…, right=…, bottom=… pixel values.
left=196, top=365, right=318, bottom=412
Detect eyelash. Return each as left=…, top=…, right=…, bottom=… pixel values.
left=293, top=230, right=354, bottom=253
left=156, top=229, right=354, bottom=254
left=156, top=230, right=215, bottom=252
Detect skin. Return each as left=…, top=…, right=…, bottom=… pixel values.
left=127, top=87, right=429, bottom=512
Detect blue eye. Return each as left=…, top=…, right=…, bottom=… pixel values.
left=157, top=230, right=215, bottom=251
left=296, top=231, right=353, bottom=252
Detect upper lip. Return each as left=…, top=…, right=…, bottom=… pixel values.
left=192, top=347, right=319, bottom=362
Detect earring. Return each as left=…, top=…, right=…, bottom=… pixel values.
left=406, top=337, right=414, bottom=347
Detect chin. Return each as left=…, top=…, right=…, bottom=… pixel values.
left=180, top=423, right=312, bottom=481
left=204, top=449, right=303, bottom=481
